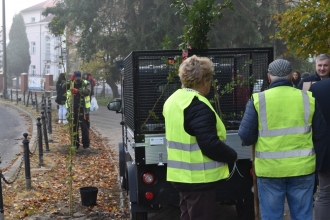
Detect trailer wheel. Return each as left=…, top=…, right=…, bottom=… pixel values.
left=130, top=211, right=148, bottom=220
left=235, top=198, right=254, bottom=220
left=119, top=142, right=127, bottom=190
left=128, top=189, right=148, bottom=220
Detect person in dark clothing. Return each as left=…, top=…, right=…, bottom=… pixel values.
left=297, top=54, right=330, bottom=90
left=238, top=59, right=325, bottom=220
left=301, top=72, right=311, bottom=79
left=83, top=72, right=94, bottom=129
left=56, top=73, right=68, bottom=124
left=64, top=71, right=91, bottom=150
left=309, top=79, right=330, bottom=219
left=83, top=72, right=95, bottom=97
left=291, top=70, right=301, bottom=88
left=163, top=55, right=237, bottom=220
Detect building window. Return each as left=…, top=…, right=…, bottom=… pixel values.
left=31, top=17, right=35, bottom=23
left=30, top=65, right=36, bottom=76
left=46, top=65, right=50, bottom=74
left=45, top=36, right=51, bottom=61
left=30, top=42, right=36, bottom=54
left=57, top=65, right=63, bottom=75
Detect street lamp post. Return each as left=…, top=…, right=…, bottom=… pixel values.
left=2, top=0, right=7, bottom=99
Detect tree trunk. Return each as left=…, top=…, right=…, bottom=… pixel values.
left=106, top=79, right=119, bottom=98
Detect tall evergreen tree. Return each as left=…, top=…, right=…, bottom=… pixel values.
left=7, top=13, right=31, bottom=88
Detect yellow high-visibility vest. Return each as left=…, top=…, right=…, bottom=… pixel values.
left=253, top=86, right=315, bottom=177
left=66, top=80, right=90, bottom=112
left=163, top=89, right=229, bottom=183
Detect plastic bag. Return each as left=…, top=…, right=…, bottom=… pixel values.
left=90, top=97, right=99, bottom=112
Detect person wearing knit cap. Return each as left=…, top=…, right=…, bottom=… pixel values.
left=238, top=59, right=326, bottom=220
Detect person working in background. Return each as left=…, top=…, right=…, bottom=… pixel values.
left=291, top=70, right=301, bottom=88
left=301, top=72, right=311, bottom=79
left=64, top=70, right=91, bottom=150
left=83, top=72, right=95, bottom=129
left=238, top=59, right=325, bottom=220
left=297, top=54, right=330, bottom=90
left=56, top=73, right=68, bottom=124
left=163, top=55, right=237, bottom=220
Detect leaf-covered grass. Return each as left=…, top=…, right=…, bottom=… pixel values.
left=0, top=100, right=129, bottom=219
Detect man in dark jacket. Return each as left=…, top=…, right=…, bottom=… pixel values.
left=238, top=59, right=325, bottom=220
left=309, top=79, right=330, bottom=219
left=163, top=55, right=237, bottom=220
left=297, top=54, right=330, bottom=90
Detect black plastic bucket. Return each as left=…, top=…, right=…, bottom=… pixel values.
left=80, top=187, right=98, bottom=206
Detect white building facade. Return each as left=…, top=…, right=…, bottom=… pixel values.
left=21, top=0, right=65, bottom=82
left=0, top=29, right=3, bottom=72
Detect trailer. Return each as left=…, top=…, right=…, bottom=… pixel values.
left=108, top=48, right=273, bottom=220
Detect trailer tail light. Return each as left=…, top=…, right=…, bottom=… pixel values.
left=145, top=191, right=154, bottom=200
left=250, top=168, right=253, bottom=177
left=142, top=172, right=155, bottom=185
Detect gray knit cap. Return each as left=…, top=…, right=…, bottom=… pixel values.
left=268, top=59, right=292, bottom=77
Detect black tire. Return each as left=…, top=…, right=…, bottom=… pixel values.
left=119, top=142, right=127, bottom=190
left=130, top=211, right=148, bottom=220
left=235, top=198, right=254, bottom=220
left=128, top=189, right=148, bottom=220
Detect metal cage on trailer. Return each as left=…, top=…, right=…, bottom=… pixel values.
left=108, top=47, right=273, bottom=220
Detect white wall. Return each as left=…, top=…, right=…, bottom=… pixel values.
left=22, top=9, right=66, bottom=81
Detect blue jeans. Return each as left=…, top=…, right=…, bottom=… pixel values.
left=257, top=173, right=315, bottom=220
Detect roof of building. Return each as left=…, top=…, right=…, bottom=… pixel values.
left=21, top=0, right=56, bottom=13
left=40, top=14, right=55, bottom=23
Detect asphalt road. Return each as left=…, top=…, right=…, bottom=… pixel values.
left=0, top=103, right=29, bottom=170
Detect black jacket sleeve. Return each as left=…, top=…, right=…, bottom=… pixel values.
left=312, top=101, right=326, bottom=141
left=184, top=98, right=237, bottom=164
left=238, top=99, right=259, bottom=146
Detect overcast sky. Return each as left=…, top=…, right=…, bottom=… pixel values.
left=0, top=0, right=46, bottom=32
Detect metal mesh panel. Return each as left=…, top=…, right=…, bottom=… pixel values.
left=123, top=48, right=273, bottom=135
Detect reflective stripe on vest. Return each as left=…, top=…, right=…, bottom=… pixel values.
left=167, top=140, right=226, bottom=169
left=255, top=148, right=314, bottom=159
left=258, top=91, right=312, bottom=137
left=253, top=87, right=315, bottom=177
left=168, top=159, right=226, bottom=171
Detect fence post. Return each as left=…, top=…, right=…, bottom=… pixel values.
left=41, top=111, right=50, bottom=152
left=47, top=106, right=53, bottom=142
left=26, top=91, right=30, bottom=107
left=30, top=91, right=34, bottom=109
left=10, top=89, right=12, bottom=102
left=0, top=156, right=4, bottom=220
left=23, top=90, right=26, bottom=105
left=37, top=117, right=44, bottom=166
left=35, top=93, right=39, bottom=112
left=16, top=90, right=19, bottom=105
left=22, top=133, right=32, bottom=189
left=42, top=93, right=45, bottom=106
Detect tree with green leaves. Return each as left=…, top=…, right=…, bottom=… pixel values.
left=171, top=0, right=233, bottom=50
left=7, top=13, right=31, bottom=88
left=274, top=0, right=330, bottom=59
left=43, top=0, right=125, bottom=98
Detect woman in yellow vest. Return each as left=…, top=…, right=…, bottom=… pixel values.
left=238, top=59, right=326, bottom=220
left=163, top=55, right=237, bottom=220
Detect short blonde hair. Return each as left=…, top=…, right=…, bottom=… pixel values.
left=179, top=55, right=214, bottom=88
